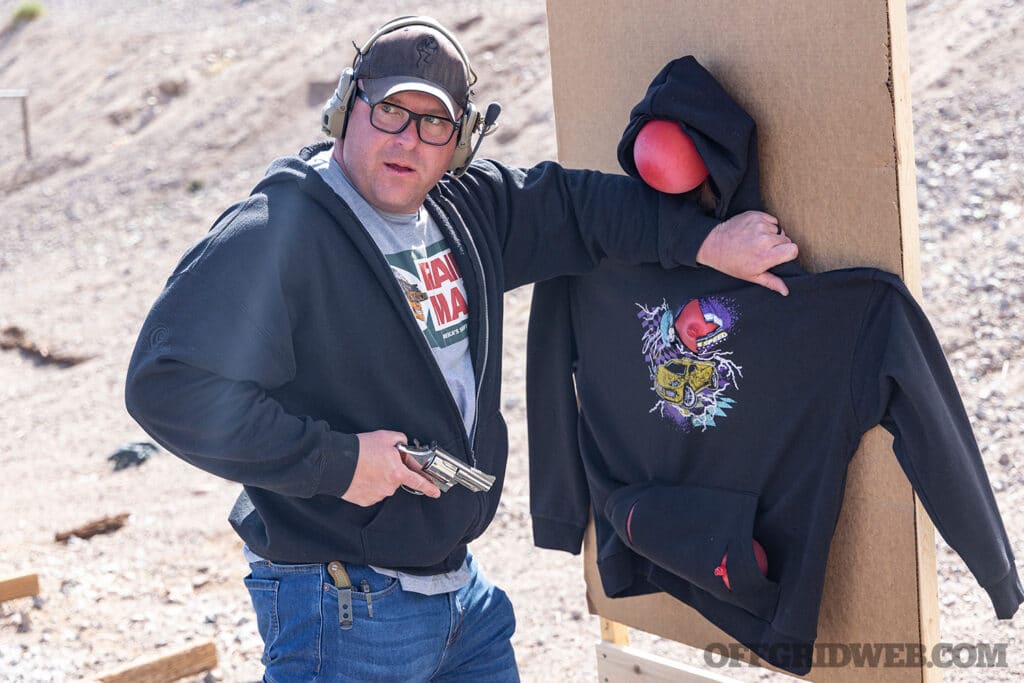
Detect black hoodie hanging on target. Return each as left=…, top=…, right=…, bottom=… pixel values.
left=525, top=56, right=1021, bottom=675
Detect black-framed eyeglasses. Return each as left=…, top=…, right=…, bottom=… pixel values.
left=356, top=91, right=459, bottom=146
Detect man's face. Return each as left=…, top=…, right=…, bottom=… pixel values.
left=335, top=89, right=458, bottom=215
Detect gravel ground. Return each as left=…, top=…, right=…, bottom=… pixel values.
left=0, top=0, right=1021, bottom=681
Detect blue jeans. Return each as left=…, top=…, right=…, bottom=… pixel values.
left=244, top=552, right=519, bottom=682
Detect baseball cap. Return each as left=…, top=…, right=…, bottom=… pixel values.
left=357, top=23, right=471, bottom=121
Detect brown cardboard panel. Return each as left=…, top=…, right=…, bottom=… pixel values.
left=546, top=0, right=933, bottom=680
left=546, top=0, right=907, bottom=274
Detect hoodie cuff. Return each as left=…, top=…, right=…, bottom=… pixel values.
left=657, top=193, right=720, bottom=269
left=984, top=564, right=1024, bottom=619
left=532, top=516, right=586, bottom=554
left=314, top=430, right=360, bottom=498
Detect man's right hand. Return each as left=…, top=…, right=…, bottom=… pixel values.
left=342, top=430, right=443, bottom=506
left=695, top=210, right=799, bottom=296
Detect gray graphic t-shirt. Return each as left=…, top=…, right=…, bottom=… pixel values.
left=309, top=150, right=477, bottom=442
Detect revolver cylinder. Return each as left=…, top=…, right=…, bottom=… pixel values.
left=397, top=442, right=496, bottom=494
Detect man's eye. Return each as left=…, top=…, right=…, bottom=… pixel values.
left=378, top=102, right=397, bottom=114
left=423, top=115, right=444, bottom=127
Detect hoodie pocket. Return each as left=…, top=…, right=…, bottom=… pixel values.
left=359, top=433, right=477, bottom=569
left=606, top=482, right=779, bottom=621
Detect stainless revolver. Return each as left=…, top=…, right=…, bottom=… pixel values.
left=397, top=441, right=496, bottom=494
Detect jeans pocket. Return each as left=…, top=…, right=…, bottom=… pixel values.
left=246, top=563, right=325, bottom=678
left=244, top=576, right=280, bottom=666
left=323, top=565, right=401, bottom=623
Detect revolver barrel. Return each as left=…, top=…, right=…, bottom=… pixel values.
left=449, top=461, right=496, bottom=492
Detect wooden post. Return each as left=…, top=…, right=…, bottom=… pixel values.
left=21, top=93, right=30, bottom=159
left=596, top=642, right=742, bottom=682
left=0, top=89, right=31, bottom=160
left=601, top=617, right=630, bottom=646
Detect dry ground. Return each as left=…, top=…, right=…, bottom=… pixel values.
left=1, top=0, right=1021, bottom=681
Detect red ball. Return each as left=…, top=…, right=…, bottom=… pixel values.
left=714, top=539, right=769, bottom=591
left=633, top=119, right=710, bottom=194
left=753, top=538, right=768, bottom=575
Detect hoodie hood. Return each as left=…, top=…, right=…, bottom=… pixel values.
left=617, top=56, right=761, bottom=220
left=251, top=141, right=334, bottom=194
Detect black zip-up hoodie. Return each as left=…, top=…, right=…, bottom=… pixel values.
left=124, top=141, right=719, bottom=575
left=526, top=57, right=1021, bottom=675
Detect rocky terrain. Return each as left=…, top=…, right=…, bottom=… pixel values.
left=0, top=0, right=1021, bottom=680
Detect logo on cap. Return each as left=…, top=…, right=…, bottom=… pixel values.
left=416, top=36, right=439, bottom=67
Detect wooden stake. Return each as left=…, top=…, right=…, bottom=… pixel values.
left=0, top=573, right=39, bottom=603
left=96, top=641, right=218, bottom=683
left=21, top=94, right=30, bottom=160
left=0, top=324, right=93, bottom=367
left=55, top=513, right=130, bottom=543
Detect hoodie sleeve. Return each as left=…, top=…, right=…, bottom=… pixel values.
left=124, top=196, right=359, bottom=499
left=526, top=276, right=590, bottom=553
left=852, top=275, right=1023, bottom=618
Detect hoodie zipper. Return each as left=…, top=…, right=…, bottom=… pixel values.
left=464, top=220, right=488, bottom=462
left=427, top=195, right=488, bottom=467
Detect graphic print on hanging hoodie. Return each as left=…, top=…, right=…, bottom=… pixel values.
left=637, top=296, right=741, bottom=430
left=385, top=240, right=470, bottom=349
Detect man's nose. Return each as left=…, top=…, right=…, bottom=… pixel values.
left=394, top=121, right=421, bottom=147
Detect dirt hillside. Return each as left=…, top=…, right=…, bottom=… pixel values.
left=0, top=0, right=1021, bottom=681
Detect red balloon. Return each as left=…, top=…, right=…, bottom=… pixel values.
left=633, top=119, right=709, bottom=194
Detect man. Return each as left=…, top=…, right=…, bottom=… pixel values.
left=125, top=16, right=798, bottom=681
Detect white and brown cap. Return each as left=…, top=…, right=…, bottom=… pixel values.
left=357, top=24, right=471, bottom=120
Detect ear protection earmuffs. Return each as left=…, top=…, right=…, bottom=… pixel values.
left=321, top=15, right=500, bottom=176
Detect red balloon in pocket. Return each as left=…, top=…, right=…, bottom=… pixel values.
left=633, top=120, right=710, bottom=194
left=714, top=539, right=768, bottom=590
